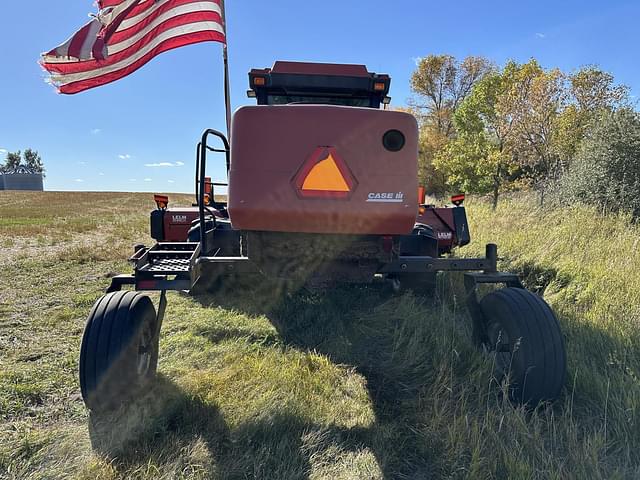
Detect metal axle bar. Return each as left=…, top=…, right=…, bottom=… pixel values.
left=381, top=243, right=499, bottom=274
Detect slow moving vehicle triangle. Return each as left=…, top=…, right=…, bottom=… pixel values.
left=293, top=147, right=357, bottom=199
left=302, top=153, right=350, bottom=192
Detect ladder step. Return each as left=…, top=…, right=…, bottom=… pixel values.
left=149, top=250, right=195, bottom=256
left=153, top=242, right=198, bottom=250
left=135, top=242, right=199, bottom=275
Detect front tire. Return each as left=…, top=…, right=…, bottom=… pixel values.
left=80, top=292, right=159, bottom=412
left=480, top=287, right=566, bottom=405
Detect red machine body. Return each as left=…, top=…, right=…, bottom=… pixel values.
left=160, top=207, right=200, bottom=242
left=149, top=61, right=470, bottom=254
left=228, top=105, right=418, bottom=235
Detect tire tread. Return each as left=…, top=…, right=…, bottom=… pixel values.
left=79, top=292, right=157, bottom=411
left=480, top=287, right=566, bottom=404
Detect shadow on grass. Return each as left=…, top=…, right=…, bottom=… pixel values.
left=190, top=282, right=443, bottom=479
left=90, top=267, right=639, bottom=478
left=89, top=375, right=316, bottom=479
left=92, top=282, right=440, bottom=478
left=88, top=375, right=230, bottom=470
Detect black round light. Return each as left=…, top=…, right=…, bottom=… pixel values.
left=383, top=129, right=406, bottom=152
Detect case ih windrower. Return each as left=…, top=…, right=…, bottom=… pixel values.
left=80, top=62, right=566, bottom=414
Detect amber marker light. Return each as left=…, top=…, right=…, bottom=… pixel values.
left=154, top=194, right=169, bottom=210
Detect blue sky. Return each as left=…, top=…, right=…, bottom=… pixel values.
left=0, top=0, right=638, bottom=193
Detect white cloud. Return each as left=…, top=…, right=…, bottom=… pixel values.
left=144, top=161, right=185, bottom=168
left=129, top=179, right=137, bottom=182
left=75, top=179, right=84, bottom=183
left=90, top=128, right=102, bottom=135
left=168, top=180, right=176, bottom=184
left=535, top=32, right=546, bottom=38
left=145, top=162, right=173, bottom=167
left=118, top=154, right=132, bottom=160
left=0, top=148, right=7, bottom=154
left=77, top=161, right=86, bottom=166
left=144, top=178, right=152, bottom=182
left=98, top=172, right=105, bottom=176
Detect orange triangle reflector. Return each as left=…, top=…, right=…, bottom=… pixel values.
left=293, top=147, right=357, bottom=199
left=302, top=153, right=350, bottom=192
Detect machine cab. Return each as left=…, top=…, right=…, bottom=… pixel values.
left=247, top=61, right=392, bottom=109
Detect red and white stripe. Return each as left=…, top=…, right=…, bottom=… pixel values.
left=41, top=0, right=225, bottom=94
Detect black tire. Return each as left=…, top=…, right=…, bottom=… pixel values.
left=80, top=291, right=159, bottom=412
left=480, top=287, right=566, bottom=405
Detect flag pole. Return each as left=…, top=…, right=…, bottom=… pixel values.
left=221, top=0, right=232, bottom=141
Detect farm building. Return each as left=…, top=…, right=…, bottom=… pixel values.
left=0, top=167, right=44, bottom=191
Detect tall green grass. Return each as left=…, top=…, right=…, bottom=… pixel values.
left=465, top=194, right=640, bottom=475
left=1, top=191, right=639, bottom=479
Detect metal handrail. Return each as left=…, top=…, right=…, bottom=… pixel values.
left=198, top=129, right=230, bottom=255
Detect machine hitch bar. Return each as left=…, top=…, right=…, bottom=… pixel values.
left=382, top=243, right=524, bottom=345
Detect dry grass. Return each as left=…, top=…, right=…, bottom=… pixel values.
left=0, top=191, right=639, bottom=479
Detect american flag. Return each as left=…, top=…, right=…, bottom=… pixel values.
left=41, top=0, right=226, bottom=94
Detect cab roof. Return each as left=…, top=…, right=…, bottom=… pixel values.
left=256, top=61, right=373, bottom=78
left=248, top=61, right=391, bottom=108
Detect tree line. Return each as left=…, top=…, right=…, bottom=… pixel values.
left=408, top=55, right=639, bottom=216
left=1, top=149, right=45, bottom=176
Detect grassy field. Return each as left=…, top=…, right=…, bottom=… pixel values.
left=1, top=191, right=639, bottom=479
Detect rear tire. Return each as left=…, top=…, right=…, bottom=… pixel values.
left=80, top=292, right=159, bottom=412
left=480, top=287, right=566, bottom=405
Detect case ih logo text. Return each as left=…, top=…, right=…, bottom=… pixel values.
left=367, top=192, right=405, bottom=203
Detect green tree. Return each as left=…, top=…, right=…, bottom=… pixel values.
left=508, top=64, right=568, bottom=204
left=433, top=132, right=498, bottom=195
left=448, top=65, right=521, bottom=208
left=553, top=67, right=631, bottom=170
left=417, top=123, right=449, bottom=196
left=551, top=104, right=582, bottom=170
left=414, top=58, right=630, bottom=207
left=1, top=149, right=45, bottom=176
left=23, top=149, right=45, bottom=176
left=1, top=151, right=22, bottom=173
left=410, top=55, right=492, bottom=194
left=411, top=55, right=493, bottom=137
left=437, top=60, right=588, bottom=207
left=550, top=67, right=630, bottom=174
left=562, top=108, right=640, bottom=217
left=570, top=66, right=629, bottom=114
